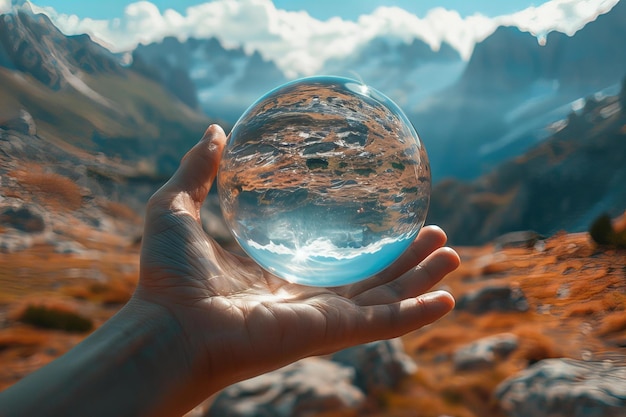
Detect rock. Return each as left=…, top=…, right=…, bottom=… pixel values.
left=453, top=333, right=519, bottom=371
left=331, top=338, right=417, bottom=394
left=0, top=109, right=37, bottom=135
left=0, top=232, right=34, bottom=253
left=496, top=358, right=626, bottom=417
left=456, top=285, right=529, bottom=314
left=493, top=231, right=545, bottom=250
left=0, top=204, right=46, bottom=233
left=53, top=240, right=87, bottom=255
left=206, top=357, right=365, bottom=417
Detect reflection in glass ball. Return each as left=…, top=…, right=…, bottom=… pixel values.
left=217, top=76, right=430, bottom=287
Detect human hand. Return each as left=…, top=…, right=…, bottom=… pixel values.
left=0, top=124, right=460, bottom=417
left=136, top=125, right=460, bottom=401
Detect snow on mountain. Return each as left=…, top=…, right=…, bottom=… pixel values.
left=132, top=36, right=287, bottom=124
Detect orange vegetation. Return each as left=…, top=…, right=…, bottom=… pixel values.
left=9, top=165, right=84, bottom=211
left=0, top=214, right=624, bottom=417
left=391, top=231, right=626, bottom=417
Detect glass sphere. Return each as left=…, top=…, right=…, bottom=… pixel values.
left=217, top=76, right=430, bottom=287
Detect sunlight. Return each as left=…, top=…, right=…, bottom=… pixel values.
left=292, top=246, right=310, bottom=263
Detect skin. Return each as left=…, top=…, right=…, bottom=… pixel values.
left=0, top=125, right=460, bottom=417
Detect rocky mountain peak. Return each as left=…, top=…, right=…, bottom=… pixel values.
left=0, top=9, right=122, bottom=90
left=459, top=0, right=626, bottom=95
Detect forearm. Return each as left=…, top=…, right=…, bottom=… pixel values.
left=0, top=298, right=211, bottom=417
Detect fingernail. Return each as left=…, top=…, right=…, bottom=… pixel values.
left=201, top=124, right=224, bottom=142
left=421, top=290, right=455, bottom=308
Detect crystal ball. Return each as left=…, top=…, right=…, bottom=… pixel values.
left=217, top=76, right=430, bottom=287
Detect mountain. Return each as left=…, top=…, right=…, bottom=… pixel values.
left=414, top=0, right=626, bottom=181
left=320, top=37, right=465, bottom=110
left=0, top=6, right=210, bottom=177
left=132, top=36, right=288, bottom=124
left=0, top=8, right=123, bottom=90
left=461, top=1, right=626, bottom=95
left=427, top=78, right=626, bottom=245
left=131, top=35, right=466, bottom=127
left=125, top=1, right=625, bottom=183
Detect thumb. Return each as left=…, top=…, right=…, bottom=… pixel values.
left=148, top=124, right=227, bottom=220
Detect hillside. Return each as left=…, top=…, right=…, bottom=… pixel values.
left=0, top=3, right=625, bottom=416
left=1, top=198, right=624, bottom=417
left=413, top=0, right=626, bottom=181
left=428, top=79, right=626, bottom=245
left=0, top=8, right=211, bottom=177
left=132, top=36, right=288, bottom=124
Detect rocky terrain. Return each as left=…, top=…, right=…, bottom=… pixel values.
left=1, top=3, right=625, bottom=417
left=1, top=169, right=625, bottom=417
left=0, top=7, right=212, bottom=177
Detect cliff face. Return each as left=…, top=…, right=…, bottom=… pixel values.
left=459, top=0, right=626, bottom=95
left=132, top=36, right=288, bottom=123
left=428, top=82, right=626, bottom=245
left=0, top=7, right=210, bottom=177
left=0, top=11, right=123, bottom=90
left=413, top=1, right=626, bottom=181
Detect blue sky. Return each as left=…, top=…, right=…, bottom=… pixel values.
left=35, top=0, right=549, bottom=20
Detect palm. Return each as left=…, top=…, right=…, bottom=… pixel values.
left=136, top=125, right=459, bottom=384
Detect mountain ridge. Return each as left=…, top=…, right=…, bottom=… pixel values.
left=427, top=80, right=626, bottom=245
left=413, top=0, right=626, bottom=181
left=0, top=8, right=211, bottom=177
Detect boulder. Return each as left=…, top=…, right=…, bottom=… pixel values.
left=0, top=232, right=34, bottom=253
left=456, top=285, right=529, bottom=314
left=206, top=357, right=365, bottom=417
left=493, top=231, right=545, bottom=250
left=0, top=204, right=46, bottom=233
left=496, top=358, right=626, bottom=417
left=332, top=338, right=417, bottom=394
left=453, top=333, right=519, bottom=371
left=53, top=240, right=87, bottom=255
left=0, top=109, right=37, bottom=136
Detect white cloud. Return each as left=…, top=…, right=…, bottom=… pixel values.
left=0, top=0, right=13, bottom=13
left=26, top=0, right=621, bottom=77
left=496, top=0, right=619, bottom=41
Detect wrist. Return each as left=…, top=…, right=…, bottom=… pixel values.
left=0, top=296, right=214, bottom=417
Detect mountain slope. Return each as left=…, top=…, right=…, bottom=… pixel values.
left=428, top=81, right=626, bottom=245
left=413, top=0, right=626, bottom=181
left=132, top=36, right=288, bottom=124
left=0, top=8, right=210, bottom=176
left=320, top=37, right=466, bottom=111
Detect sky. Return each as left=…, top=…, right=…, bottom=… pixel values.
left=1, top=0, right=620, bottom=77
left=10, top=0, right=562, bottom=20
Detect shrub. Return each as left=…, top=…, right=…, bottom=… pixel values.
left=18, top=304, right=93, bottom=332
left=11, top=168, right=83, bottom=211
left=589, top=213, right=614, bottom=245
left=588, top=213, right=626, bottom=248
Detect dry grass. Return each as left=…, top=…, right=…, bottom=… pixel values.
left=598, top=311, right=626, bottom=335
left=563, top=291, right=626, bottom=317
left=99, top=200, right=142, bottom=224
left=10, top=166, right=83, bottom=211
left=0, top=220, right=624, bottom=417
left=473, top=312, right=535, bottom=331
left=63, top=279, right=134, bottom=305
left=564, top=300, right=607, bottom=317
left=0, top=327, right=48, bottom=349
left=510, top=325, right=563, bottom=364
